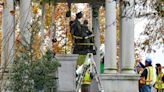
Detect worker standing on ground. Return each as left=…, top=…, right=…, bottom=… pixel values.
left=139, top=58, right=153, bottom=92
left=154, top=63, right=164, bottom=92
left=135, top=63, right=144, bottom=92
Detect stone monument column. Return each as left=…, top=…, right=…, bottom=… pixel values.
left=90, top=4, right=101, bottom=92
left=101, top=1, right=139, bottom=92
left=120, top=0, right=135, bottom=73
left=1, top=0, right=14, bottom=67
left=104, top=0, right=117, bottom=73
left=1, top=0, right=14, bottom=91
left=92, top=5, right=101, bottom=73
left=20, top=0, right=31, bottom=44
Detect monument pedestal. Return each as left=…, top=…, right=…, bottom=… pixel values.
left=56, top=54, right=78, bottom=92
left=101, top=73, right=139, bottom=92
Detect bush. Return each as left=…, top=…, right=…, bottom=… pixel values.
left=9, top=49, right=60, bottom=92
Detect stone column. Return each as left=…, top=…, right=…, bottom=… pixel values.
left=8, top=3, right=15, bottom=64
left=20, top=0, right=31, bottom=44
left=1, top=1, right=14, bottom=91
left=120, top=0, right=135, bottom=73
left=104, top=0, right=117, bottom=73
left=1, top=0, right=14, bottom=67
left=92, top=5, right=101, bottom=73
left=90, top=4, right=101, bottom=92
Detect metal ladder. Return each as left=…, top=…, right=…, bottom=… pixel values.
left=76, top=53, right=104, bottom=92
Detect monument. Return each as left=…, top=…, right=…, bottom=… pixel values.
left=70, top=12, right=96, bottom=55
left=1, top=0, right=139, bottom=92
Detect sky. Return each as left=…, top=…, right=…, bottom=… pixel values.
left=134, top=18, right=164, bottom=66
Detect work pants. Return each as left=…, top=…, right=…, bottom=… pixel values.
left=81, top=84, right=90, bottom=92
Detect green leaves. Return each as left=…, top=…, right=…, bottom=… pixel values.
left=9, top=49, right=60, bottom=92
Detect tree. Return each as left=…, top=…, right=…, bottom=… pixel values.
left=135, top=0, right=164, bottom=53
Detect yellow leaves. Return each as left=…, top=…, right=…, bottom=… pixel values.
left=32, top=34, right=41, bottom=59
left=32, top=4, right=39, bottom=15
left=99, top=6, right=105, bottom=44
left=116, top=4, right=120, bottom=42
left=52, top=42, right=62, bottom=53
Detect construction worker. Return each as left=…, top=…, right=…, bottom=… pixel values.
left=136, top=64, right=144, bottom=92
left=139, top=58, right=153, bottom=92
left=81, top=68, right=93, bottom=92
left=135, top=58, right=144, bottom=92
left=154, top=63, right=164, bottom=92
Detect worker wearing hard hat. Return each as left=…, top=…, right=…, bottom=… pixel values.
left=81, top=68, right=93, bottom=92
left=154, top=63, right=164, bottom=92
left=139, top=58, right=153, bottom=92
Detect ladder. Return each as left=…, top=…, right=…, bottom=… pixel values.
left=76, top=53, right=104, bottom=92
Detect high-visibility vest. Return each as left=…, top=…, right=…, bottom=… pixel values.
left=155, top=73, right=164, bottom=89
left=82, top=71, right=91, bottom=84
left=145, top=66, right=153, bottom=85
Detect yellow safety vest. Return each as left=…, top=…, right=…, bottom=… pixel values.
left=145, top=66, right=153, bottom=85
left=155, top=73, right=164, bottom=89
left=82, top=71, right=91, bottom=84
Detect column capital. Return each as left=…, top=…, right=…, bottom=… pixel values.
left=120, top=0, right=135, bottom=19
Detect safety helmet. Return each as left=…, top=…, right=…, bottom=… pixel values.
left=145, top=58, right=152, bottom=65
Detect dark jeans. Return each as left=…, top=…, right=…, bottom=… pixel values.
left=139, top=86, right=142, bottom=92
left=141, top=85, right=152, bottom=92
